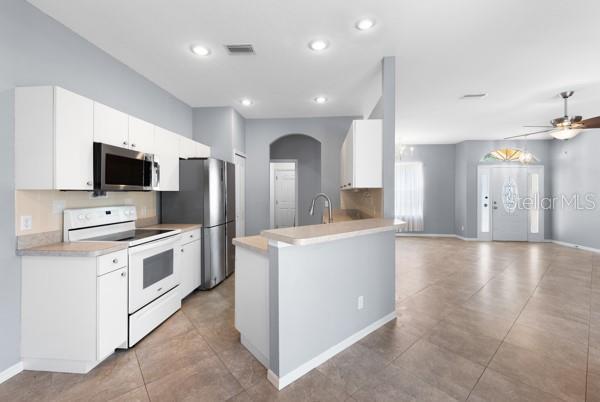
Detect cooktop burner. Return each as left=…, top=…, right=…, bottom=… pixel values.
left=86, top=229, right=175, bottom=243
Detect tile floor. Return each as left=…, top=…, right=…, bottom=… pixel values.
left=1, top=237, right=599, bottom=401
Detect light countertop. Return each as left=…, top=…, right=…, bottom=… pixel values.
left=261, top=218, right=405, bottom=246
left=17, top=241, right=128, bottom=257
left=232, top=235, right=268, bottom=254
left=143, top=223, right=202, bottom=232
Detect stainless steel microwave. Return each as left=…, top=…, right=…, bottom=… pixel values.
left=93, top=142, right=159, bottom=191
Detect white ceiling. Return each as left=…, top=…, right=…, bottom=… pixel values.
left=28, top=0, right=600, bottom=144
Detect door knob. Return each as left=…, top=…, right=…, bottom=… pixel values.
left=493, top=206, right=498, bottom=210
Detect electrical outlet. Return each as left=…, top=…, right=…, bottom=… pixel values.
left=461, top=225, right=464, bottom=232
left=357, top=295, right=364, bottom=310
left=20, top=215, right=33, bottom=231
left=52, top=200, right=65, bottom=214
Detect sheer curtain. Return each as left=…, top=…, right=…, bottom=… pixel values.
left=395, top=162, right=424, bottom=232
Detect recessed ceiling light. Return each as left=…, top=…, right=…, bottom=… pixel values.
left=308, top=39, right=329, bottom=51
left=355, top=18, right=376, bottom=31
left=314, top=96, right=328, bottom=104
left=240, top=98, right=253, bottom=106
left=191, top=45, right=211, bottom=56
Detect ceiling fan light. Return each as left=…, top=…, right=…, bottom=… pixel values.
left=550, top=128, right=581, bottom=140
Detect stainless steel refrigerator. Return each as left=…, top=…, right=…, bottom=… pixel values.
left=160, top=158, right=235, bottom=289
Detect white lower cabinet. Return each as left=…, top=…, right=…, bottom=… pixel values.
left=179, top=230, right=202, bottom=300
left=97, top=267, right=128, bottom=360
left=21, top=250, right=128, bottom=373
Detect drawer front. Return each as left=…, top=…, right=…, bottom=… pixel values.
left=97, top=249, right=128, bottom=276
left=181, top=229, right=201, bottom=245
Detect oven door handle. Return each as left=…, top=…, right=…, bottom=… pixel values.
left=127, top=233, right=181, bottom=255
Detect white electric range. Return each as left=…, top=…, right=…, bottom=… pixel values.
left=64, top=205, right=182, bottom=346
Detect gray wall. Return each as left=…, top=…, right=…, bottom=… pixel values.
left=245, top=117, right=355, bottom=235
left=270, top=135, right=322, bottom=226
left=453, top=140, right=553, bottom=239
left=551, top=131, right=600, bottom=249
left=270, top=231, right=395, bottom=377
left=193, top=107, right=246, bottom=163
left=382, top=57, right=396, bottom=218
left=0, top=0, right=192, bottom=373
left=401, top=145, right=456, bottom=234
left=454, top=142, right=468, bottom=236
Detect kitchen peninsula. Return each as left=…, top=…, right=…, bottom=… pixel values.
left=233, top=219, right=404, bottom=390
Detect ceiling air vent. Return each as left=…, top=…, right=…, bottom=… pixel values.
left=460, top=93, right=488, bottom=99
left=225, top=44, right=255, bottom=55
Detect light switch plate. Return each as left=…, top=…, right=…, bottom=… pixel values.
left=357, top=295, right=364, bottom=310
left=20, top=215, right=33, bottom=231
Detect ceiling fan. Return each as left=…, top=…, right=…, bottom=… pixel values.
left=505, top=91, right=600, bottom=140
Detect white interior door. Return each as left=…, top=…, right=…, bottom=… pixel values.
left=234, top=153, right=246, bottom=237
left=491, top=167, right=528, bottom=241
left=272, top=163, right=296, bottom=228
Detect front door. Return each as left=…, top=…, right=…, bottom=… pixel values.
left=491, top=167, right=528, bottom=241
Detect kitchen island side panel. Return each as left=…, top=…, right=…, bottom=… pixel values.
left=270, top=230, right=395, bottom=378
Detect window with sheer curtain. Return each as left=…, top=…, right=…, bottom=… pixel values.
left=395, top=162, right=424, bottom=232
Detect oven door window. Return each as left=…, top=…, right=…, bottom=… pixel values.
left=143, top=249, right=174, bottom=289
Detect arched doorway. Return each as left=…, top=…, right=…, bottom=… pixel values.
left=269, top=134, right=322, bottom=228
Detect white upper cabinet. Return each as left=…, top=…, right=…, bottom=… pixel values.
left=55, top=88, right=95, bottom=190
left=16, top=86, right=94, bottom=190
left=178, top=135, right=211, bottom=159
left=154, top=126, right=180, bottom=191
left=15, top=86, right=209, bottom=192
left=196, top=142, right=211, bottom=158
left=128, top=116, right=155, bottom=154
left=93, top=102, right=129, bottom=148
left=94, top=103, right=155, bottom=154
left=340, top=119, right=383, bottom=190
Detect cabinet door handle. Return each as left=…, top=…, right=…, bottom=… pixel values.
left=131, top=143, right=136, bottom=148
left=189, top=234, right=194, bottom=238
left=181, top=248, right=184, bottom=252
left=113, top=258, right=119, bottom=264
left=123, top=141, right=128, bottom=146
left=121, top=271, right=126, bottom=277
left=86, top=181, right=92, bottom=186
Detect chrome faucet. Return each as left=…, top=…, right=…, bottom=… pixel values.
left=309, top=193, right=333, bottom=224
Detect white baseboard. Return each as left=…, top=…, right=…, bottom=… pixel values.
left=267, top=312, right=396, bottom=391
left=396, top=233, right=478, bottom=241
left=395, top=233, right=456, bottom=238
left=0, top=361, right=23, bottom=384
left=455, top=235, right=479, bottom=241
left=552, top=240, right=600, bottom=254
